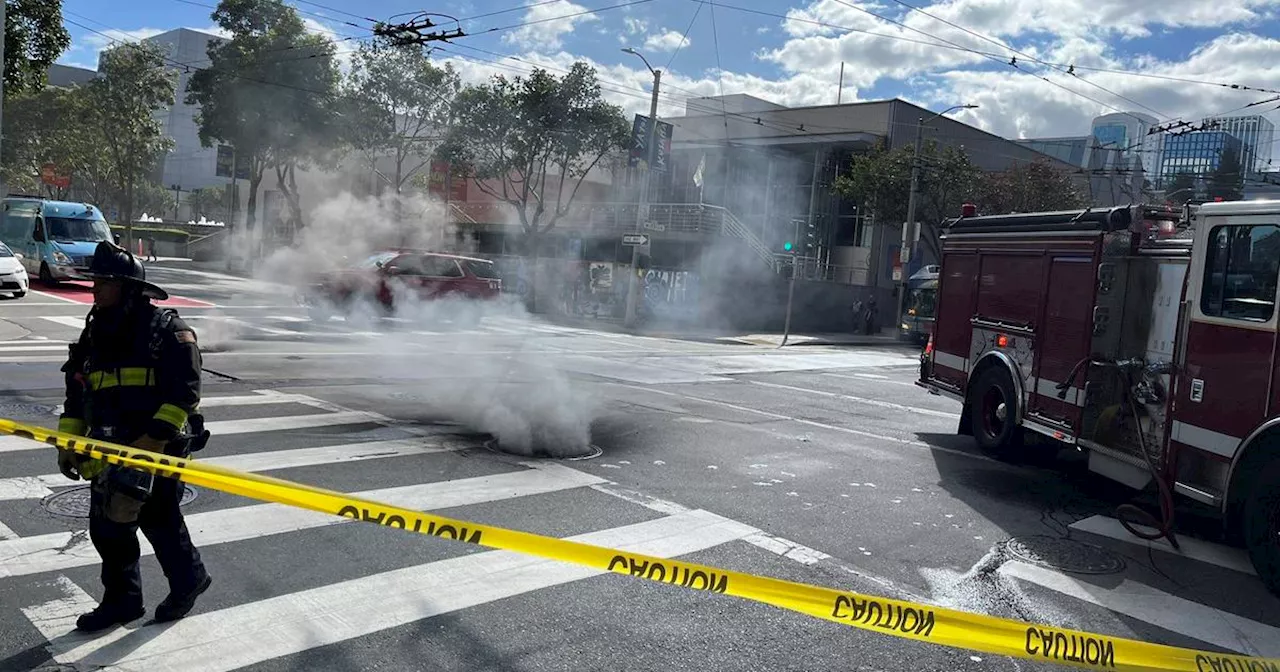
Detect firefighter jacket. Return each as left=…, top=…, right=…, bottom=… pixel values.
left=58, top=303, right=202, bottom=468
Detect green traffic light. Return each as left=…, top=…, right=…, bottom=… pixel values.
left=783, top=242, right=793, bottom=251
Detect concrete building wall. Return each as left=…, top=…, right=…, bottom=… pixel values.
left=47, top=63, right=98, bottom=87
left=141, top=28, right=230, bottom=194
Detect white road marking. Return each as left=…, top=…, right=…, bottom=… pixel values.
left=0, top=463, right=605, bottom=578
left=590, top=483, right=832, bottom=565
left=23, top=510, right=754, bottom=671
left=603, top=382, right=1003, bottom=466
left=0, top=342, right=70, bottom=351
left=823, top=372, right=922, bottom=388
left=0, top=438, right=456, bottom=501
left=0, top=411, right=380, bottom=454
left=1000, top=560, right=1280, bottom=657
left=748, top=380, right=960, bottom=419
left=1069, top=515, right=1257, bottom=576
left=38, top=316, right=86, bottom=329
left=28, top=290, right=81, bottom=304
left=0, top=520, right=18, bottom=540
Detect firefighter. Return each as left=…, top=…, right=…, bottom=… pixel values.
left=55, top=241, right=211, bottom=632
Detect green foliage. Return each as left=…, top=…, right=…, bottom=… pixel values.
left=341, top=39, right=461, bottom=194
left=109, top=225, right=191, bottom=244
left=187, top=186, right=230, bottom=221
left=186, top=0, right=341, bottom=232
left=4, top=0, right=72, bottom=94
left=974, top=158, right=1086, bottom=215
left=83, top=43, right=176, bottom=245
left=448, top=62, right=630, bottom=236
left=1166, top=172, right=1199, bottom=201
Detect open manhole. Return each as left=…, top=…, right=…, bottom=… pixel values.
left=483, top=438, right=603, bottom=461
left=42, top=484, right=199, bottom=518
left=1006, top=535, right=1126, bottom=575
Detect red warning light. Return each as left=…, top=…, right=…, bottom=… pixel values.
left=961, top=203, right=977, bottom=217
left=1214, top=197, right=1224, bottom=202
left=996, top=334, right=1009, bottom=348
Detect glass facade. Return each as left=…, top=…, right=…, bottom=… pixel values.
left=1092, top=124, right=1129, bottom=152
left=1159, top=131, right=1243, bottom=187
left=1203, top=115, right=1276, bottom=173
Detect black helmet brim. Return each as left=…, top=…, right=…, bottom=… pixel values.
left=83, top=271, right=170, bottom=301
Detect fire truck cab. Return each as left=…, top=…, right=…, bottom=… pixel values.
left=918, top=200, right=1280, bottom=592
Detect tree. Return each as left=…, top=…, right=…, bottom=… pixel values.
left=974, top=158, right=1085, bottom=215
left=85, top=44, right=176, bottom=245
left=187, top=186, right=230, bottom=222
left=342, top=38, right=461, bottom=221
left=4, top=0, right=72, bottom=94
left=187, top=0, right=340, bottom=238
left=448, top=63, right=630, bottom=310
left=832, top=140, right=982, bottom=262
left=0, top=86, right=91, bottom=196
left=1208, top=145, right=1244, bottom=202
left=1165, top=172, right=1199, bottom=203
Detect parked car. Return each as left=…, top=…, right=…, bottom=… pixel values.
left=0, top=242, right=29, bottom=298
left=300, top=250, right=503, bottom=320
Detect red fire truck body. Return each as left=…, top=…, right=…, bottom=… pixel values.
left=917, top=201, right=1280, bottom=591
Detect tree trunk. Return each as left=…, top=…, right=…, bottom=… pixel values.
left=527, top=231, right=541, bottom=314
left=246, top=171, right=262, bottom=232
left=123, top=179, right=135, bottom=253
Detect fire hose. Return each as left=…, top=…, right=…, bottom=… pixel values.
left=1058, top=357, right=1181, bottom=550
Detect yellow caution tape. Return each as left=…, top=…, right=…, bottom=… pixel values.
left=3, top=417, right=1276, bottom=672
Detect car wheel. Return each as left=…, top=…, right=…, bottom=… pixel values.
left=1244, top=459, right=1280, bottom=596
left=39, top=262, right=57, bottom=286
left=968, top=366, right=1023, bottom=457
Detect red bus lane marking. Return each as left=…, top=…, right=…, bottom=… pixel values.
left=32, top=282, right=215, bottom=308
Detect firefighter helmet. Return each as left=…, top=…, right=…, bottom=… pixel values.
left=84, top=241, right=169, bottom=300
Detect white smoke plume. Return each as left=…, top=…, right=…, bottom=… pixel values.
left=248, top=191, right=597, bottom=457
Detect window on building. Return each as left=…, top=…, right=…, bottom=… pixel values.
left=1201, top=224, right=1280, bottom=322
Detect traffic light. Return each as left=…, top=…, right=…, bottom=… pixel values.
left=783, top=241, right=794, bottom=252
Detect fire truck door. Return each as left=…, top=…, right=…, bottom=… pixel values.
left=1172, top=220, right=1280, bottom=480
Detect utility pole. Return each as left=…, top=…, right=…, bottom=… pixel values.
left=171, top=184, right=184, bottom=221
left=623, top=47, right=660, bottom=329
left=895, top=104, right=977, bottom=332
left=780, top=218, right=800, bottom=347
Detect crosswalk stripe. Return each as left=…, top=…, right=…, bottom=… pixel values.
left=1069, top=515, right=1257, bottom=576
left=1000, top=561, right=1280, bottom=657
left=0, top=463, right=605, bottom=578
left=24, top=509, right=755, bottom=671
left=0, top=343, right=69, bottom=352
left=0, top=438, right=457, bottom=501
left=38, top=316, right=85, bottom=329
left=0, top=411, right=379, bottom=454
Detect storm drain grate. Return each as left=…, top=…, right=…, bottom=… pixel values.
left=1006, top=535, right=1126, bottom=575
left=42, top=484, right=199, bottom=518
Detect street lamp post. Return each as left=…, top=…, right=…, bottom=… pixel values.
left=622, top=47, right=661, bottom=329
left=895, top=104, right=978, bottom=332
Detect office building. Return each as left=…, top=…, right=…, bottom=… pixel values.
left=1202, top=115, right=1275, bottom=173
left=1159, top=130, right=1243, bottom=191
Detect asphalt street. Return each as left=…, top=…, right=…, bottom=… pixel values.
left=1, top=261, right=1278, bottom=672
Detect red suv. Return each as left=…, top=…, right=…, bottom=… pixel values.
left=302, top=250, right=503, bottom=318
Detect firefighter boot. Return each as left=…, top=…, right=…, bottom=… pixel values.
left=75, top=603, right=146, bottom=632
left=154, top=574, right=212, bottom=622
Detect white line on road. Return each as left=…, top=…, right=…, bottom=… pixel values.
left=0, top=463, right=605, bottom=578
left=0, top=438, right=457, bottom=501
left=1000, top=560, right=1280, bottom=657
left=39, top=316, right=86, bottom=329
left=0, top=520, right=17, bottom=540
left=603, top=382, right=1002, bottom=466
left=1069, top=515, right=1257, bottom=576
left=29, top=290, right=81, bottom=304
left=823, top=372, right=923, bottom=388
left=0, top=410, right=379, bottom=454
left=747, top=380, right=960, bottom=419
left=0, top=344, right=68, bottom=352
left=23, top=510, right=754, bottom=672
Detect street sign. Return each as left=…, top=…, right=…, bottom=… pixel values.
left=643, top=222, right=666, bottom=232
left=622, top=234, right=650, bottom=246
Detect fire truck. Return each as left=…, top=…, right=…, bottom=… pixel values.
left=917, top=200, right=1280, bottom=592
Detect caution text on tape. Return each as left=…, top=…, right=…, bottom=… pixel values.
left=2, top=418, right=1277, bottom=672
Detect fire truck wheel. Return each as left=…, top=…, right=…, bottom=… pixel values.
left=969, top=367, right=1022, bottom=457
left=1243, top=459, right=1280, bottom=595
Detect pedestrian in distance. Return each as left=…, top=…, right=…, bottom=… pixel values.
left=55, top=241, right=212, bottom=632
left=145, top=234, right=158, bottom=262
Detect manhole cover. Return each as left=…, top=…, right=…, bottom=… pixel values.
left=0, top=402, right=56, bottom=416
left=42, top=484, right=199, bottom=518
left=1006, top=535, right=1126, bottom=575
left=483, top=438, right=602, bottom=461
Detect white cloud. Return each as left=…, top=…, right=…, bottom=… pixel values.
left=502, top=0, right=601, bottom=51
left=81, top=27, right=167, bottom=51
left=624, top=17, right=649, bottom=35
left=643, top=29, right=689, bottom=53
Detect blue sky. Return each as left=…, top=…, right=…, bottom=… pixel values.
left=55, top=0, right=1280, bottom=141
